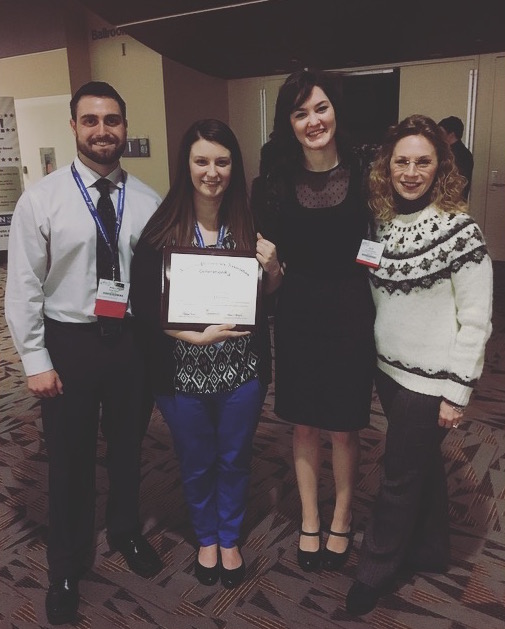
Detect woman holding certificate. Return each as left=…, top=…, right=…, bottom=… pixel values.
left=130, top=119, right=280, bottom=589
left=251, top=70, right=375, bottom=573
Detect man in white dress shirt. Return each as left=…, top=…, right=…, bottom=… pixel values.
left=5, top=82, right=162, bottom=625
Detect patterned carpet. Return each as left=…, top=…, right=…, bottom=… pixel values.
left=0, top=259, right=504, bottom=629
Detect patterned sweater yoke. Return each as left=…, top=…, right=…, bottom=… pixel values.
left=370, top=205, right=493, bottom=406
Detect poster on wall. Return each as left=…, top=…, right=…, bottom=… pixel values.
left=0, top=97, right=23, bottom=250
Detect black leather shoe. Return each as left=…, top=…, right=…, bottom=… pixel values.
left=195, top=556, right=219, bottom=586
left=346, top=580, right=380, bottom=615
left=321, top=523, right=353, bottom=571
left=45, top=578, right=79, bottom=625
left=297, top=530, right=321, bottom=572
left=220, top=552, right=246, bottom=589
left=108, top=532, right=163, bottom=578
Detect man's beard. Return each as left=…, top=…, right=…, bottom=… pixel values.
left=77, top=136, right=126, bottom=166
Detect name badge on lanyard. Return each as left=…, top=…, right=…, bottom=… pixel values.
left=71, top=164, right=129, bottom=318
left=95, top=279, right=130, bottom=318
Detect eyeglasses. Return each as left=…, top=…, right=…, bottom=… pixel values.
left=392, top=158, right=435, bottom=171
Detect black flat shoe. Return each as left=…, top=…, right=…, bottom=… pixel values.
left=108, top=532, right=163, bottom=578
left=220, top=552, right=246, bottom=589
left=45, top=578, right=79, bottom=625
left=297, top=530, right=321, bottom=572
left=321, top=524, right=353, bottom=571
left=346, top=580, right=380, bottom=615
left=195, top=556, right=219, bottom=586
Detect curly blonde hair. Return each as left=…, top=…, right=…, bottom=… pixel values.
left=369, top=114, right=468, bottom=221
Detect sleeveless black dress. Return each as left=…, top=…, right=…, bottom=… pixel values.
left=260, top=162, right=376, bottom=431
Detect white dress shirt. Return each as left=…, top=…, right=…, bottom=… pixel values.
left=5, top=157, right=161, bottom=377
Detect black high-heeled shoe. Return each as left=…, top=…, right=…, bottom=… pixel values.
left=194, top=554, right=219, bottom=586
left=220, top=550, right=246, bottom=589
left=297, top=530, right=321, bottom=572
left=322, top=522, right=353, bottom=571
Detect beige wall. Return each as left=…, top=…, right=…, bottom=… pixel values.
left=228, top=75, right=286, bottom=189
left=0, top=4, right=168, bottom=197
left=0, top=49, right=71, bottom=97
left=1, top=50, right=74, bottom=190
left=228, top=77, right=264, bottom=188
left=399, top=58, right=477, bottom=123
left=399, top=58, right=479, bottom=208
left=399, top=53, right=505, bottom=260
left=473, top=53, right=505, bottom=259
left=0, top=17, right=227, bottom=201
left=0, top=40, right=169, bottom=199
left=87, top=15, right=169, bottom=198
left=15, top=95, right=76, bottom=189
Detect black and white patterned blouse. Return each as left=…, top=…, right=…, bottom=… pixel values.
left=173, top=228, right=260, bottom=394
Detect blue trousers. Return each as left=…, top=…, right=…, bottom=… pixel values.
left=156, top=378, right=265, bottom=548
left=357, top=369, right=450, bottom=588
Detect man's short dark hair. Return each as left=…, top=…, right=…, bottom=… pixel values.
left=70, top=81, right=126, bottom=121
left=438, top=116, right=464, bottom=140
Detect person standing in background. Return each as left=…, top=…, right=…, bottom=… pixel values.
left=438, top=116, right=474, bottom=199
left=5, top=81, right=163, bottom=625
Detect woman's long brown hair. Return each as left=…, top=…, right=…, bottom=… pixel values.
left=141, top=119, right=255, bottom=251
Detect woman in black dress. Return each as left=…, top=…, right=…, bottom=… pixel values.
left=252, top=70, right=375, bottom=572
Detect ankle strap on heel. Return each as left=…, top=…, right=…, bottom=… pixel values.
left=328, top=529, right=352, bottom=539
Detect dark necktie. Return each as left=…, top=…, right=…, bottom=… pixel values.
left=95, top=178, right=120, bottom=282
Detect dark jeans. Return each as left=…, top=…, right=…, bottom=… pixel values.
left=357, top=369, right=450, bottom=588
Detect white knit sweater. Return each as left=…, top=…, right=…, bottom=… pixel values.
left=369, top=205, right=493, bottom=406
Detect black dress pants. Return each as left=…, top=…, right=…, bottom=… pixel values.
left=356, top=369, right=450, bottom=589
left=41, top=318, right=144, bottom=582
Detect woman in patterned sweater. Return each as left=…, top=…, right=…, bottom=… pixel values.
left=346, top=114, right=493, bottom=615
left=130, top=120, right=280, bottom=589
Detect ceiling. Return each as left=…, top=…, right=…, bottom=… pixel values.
left=78, top=0, right=505, bottom=79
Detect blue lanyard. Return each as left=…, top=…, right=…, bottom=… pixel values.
left=71, top=163, right=125, bottom=267
left=194, top=222, right=226, bottom=249
left=194, top=221, right=227, bottom=349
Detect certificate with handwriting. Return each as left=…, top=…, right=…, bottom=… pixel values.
left=161, top=247, right=262, bottom=331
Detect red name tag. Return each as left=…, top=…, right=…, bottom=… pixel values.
left=94, top=279, right=129, bottom=319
